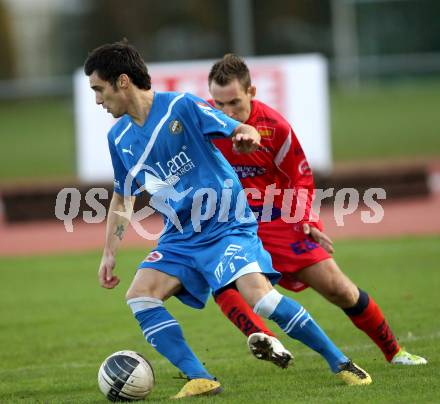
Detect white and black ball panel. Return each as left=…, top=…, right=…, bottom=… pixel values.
left=98, top=350, right=155, bottom=402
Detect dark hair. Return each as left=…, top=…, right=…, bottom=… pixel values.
left=208, top=53, right=251, bottom=90
left=84, top=40, right=151, bottom=90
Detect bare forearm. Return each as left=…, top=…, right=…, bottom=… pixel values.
left=103, top=193, right=135, bottom=256
left=233, top=123, right=259, bottom=138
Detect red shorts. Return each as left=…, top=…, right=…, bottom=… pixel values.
left=257, top=218, right=331, bottom=292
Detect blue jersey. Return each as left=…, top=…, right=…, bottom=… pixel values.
left=107, top=92, right=257, bottom=243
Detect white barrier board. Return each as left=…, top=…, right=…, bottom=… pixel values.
left=74, top=54, right=331, bottom=182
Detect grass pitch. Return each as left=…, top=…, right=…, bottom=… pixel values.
left=0, top=235, right=439, bottom=403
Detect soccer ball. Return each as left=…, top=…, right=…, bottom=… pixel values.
left=98, top=350, right=155, bottom=402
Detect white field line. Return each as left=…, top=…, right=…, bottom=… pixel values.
left=2, top=330, right=438, bottom=375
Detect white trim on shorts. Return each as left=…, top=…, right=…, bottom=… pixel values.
left=225, top=261, right=263, bottom=286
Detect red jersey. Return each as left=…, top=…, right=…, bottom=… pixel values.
left=212, top=99, right=322, bottom=230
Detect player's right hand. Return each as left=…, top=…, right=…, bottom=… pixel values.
left=232, top=131, right=260, bottom=154
left=303, top=223, right=335, bottom=254
left=98, top=253, right=120, bottom=289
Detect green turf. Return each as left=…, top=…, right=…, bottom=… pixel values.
left=1, top=79, right=440, bottom=181
left=0, top=97, right=75, bottom=181
left=0, top=235, right=439, bottom=403
left=331, top=80, right=440, bottom=161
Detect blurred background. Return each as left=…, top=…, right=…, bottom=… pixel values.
left=0, top=0, right=439, bottom=249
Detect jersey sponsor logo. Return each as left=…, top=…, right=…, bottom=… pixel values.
left=165, top=174, right=180, bottom=186
left=298, top=159, right=312, bottom=176
left=143, top=250, right=163, bottom=263
left=257, top=126, right=275, bottom=138
left=168, top=119, right=183, bottom=134
left=155, top=145, right=195, bottom=182
left=233, top=165, right=266, bottom=179
left=196, top=102, right=227, bottom=128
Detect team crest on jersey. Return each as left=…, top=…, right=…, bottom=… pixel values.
left=143, top=251, right=163, bottom=263
left=169, top=119, right=183, bottom=134
left=257, top=126, right=275, bottom=138
left=298, top=158, right=312, bottom=175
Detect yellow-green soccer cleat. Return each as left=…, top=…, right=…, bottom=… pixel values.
left=391, top=348, right=428, bottom=365
left=336, top=361, right=372, bottom=386
left=171, top=378, right=223, bottom=399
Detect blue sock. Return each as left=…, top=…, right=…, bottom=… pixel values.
left=128, top=297, right=213, bottom=380
left=255, top=290, right=348, bottom=372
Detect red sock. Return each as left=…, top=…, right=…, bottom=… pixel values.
left=347, top=296, right=400, bottom=361
left=214, top=288, right=276, bottom=337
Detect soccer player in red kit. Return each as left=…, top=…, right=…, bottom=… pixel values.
left=208, top=54, right=427, bottom=367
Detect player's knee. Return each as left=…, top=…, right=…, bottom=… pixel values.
left=343, top=288, right=369, bottom=315
left=236, top=272, right=273, bottom=307
left=125, top=285, right=157, bottom=301
left=126, top=287, right=140, bottom=301
left=316, top=263, right=358, bottom=306
left=126, top=270, right=180, bottom=301
left=325, top=282, right=358, bottom=307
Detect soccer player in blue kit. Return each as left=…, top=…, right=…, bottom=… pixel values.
left=85, top=41, right=372, bottom=399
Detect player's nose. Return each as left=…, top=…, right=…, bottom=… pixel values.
left=223, top=107, right=235, bottom=118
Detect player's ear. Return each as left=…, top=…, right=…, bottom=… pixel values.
left=117, top=74, right=130, bottom=89
left=248, top=85, right=256, bottom=98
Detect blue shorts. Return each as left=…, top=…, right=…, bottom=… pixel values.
left=138, top=230, right=281, bottom=309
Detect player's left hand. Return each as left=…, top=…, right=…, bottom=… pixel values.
left=98, top=253, right=120, bottom=289
left=303, top=223, right=335, bottom=254
left=232, top=132, right=260, bottom=154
